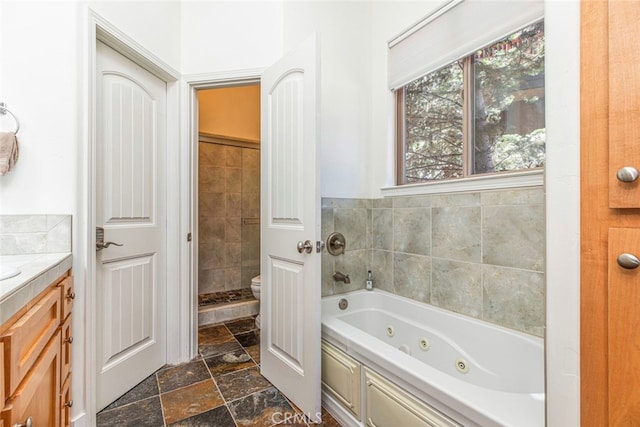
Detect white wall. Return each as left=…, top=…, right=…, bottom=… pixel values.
left=0, top=2, right=182, bottom=425
left=282, top=1, right=372, bottom=198
left=180, top=1, right=283, bottom=75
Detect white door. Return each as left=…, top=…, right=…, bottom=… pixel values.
left=95, top=41, right=167, bottom=411
left=260, top=35, right=322, bottom=422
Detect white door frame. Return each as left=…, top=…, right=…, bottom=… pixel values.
left=81, top=11, right=182, bottom=426
left=182, top=69, right=264, bottom=359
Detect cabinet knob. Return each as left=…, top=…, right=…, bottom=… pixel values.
left=66, top=291, right=75, bottom=300
left=617, top=166, right=640, bottom=183
left=64, top=399, right=74, bottom=408
left=15, top=416, right=33, bottom=427
left=65, top=336, right=74, bottom=344
left=617, top=253, right=640, bottom=269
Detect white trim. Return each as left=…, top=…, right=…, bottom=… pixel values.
left=381, top=169, right=543, bottom=197
left=183, top=71, right=263, bottom=359
left=84, top=9, right=182, bottom=424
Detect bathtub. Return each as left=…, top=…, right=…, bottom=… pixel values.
left=321, top=289, right=544, bottom=427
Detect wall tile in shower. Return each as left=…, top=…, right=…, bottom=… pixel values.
left=393, top=252, right=431, bottom=304
left=334, top=207, right=370, bottom=251
left=432, top=206, right=481, bottom=262
left=431, top=258, right=482, bottom=319
left=371, top=249, right=393, bottom=293
left=393, top=207, right=430, bottom=256
left=372, top=208, right=393, bottom=250
left=482, top=265, right=545, bottom=336
left=482, top=204, right=544, bottom=271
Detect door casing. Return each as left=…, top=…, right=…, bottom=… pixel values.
left=83, top=11, right=182, bottom=426
left=184, top=70, right=264, bottom=359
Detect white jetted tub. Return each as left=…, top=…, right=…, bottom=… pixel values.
left=321, top=289, right=544, bottom=427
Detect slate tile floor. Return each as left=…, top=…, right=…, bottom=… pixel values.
left=97, top=316, right=342, bottom=427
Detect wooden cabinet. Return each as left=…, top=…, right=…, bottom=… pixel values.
left=581, top=0, right=640, bottom=424
left=0, top=270, right=73, bottom=427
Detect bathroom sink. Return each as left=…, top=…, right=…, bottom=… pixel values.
left=0, top=265, right=20, bottom=281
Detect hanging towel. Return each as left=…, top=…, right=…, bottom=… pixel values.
left=0, top=131, right=19, bottom=176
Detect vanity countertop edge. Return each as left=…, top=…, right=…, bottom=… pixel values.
left=0, top=252, right=73, bottom=325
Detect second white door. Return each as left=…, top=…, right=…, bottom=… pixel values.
left=260, top=35, right=322, bottom=422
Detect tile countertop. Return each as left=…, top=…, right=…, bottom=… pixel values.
left=0, top=253, right=73, bottom=325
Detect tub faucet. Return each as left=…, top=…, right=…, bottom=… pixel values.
left=333, top=271, right=351, bottom=284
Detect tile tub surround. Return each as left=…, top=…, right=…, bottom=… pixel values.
left=322, top=188, right=545, bottom=337
left=0, top=215, right=71, bottom=255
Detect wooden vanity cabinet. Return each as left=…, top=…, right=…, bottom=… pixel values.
left=0, top=269, right=73, bottom=427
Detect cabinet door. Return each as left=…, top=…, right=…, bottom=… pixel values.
left=60, top=375, right=72, bottom=427
left=58, top=276, right=74, bottom=321
left=0, top=341, right=4, bottom=407
left=60, top=315, right=72, bottom=382
left=1, top=332, right=61, bottom=427
left=321, top=341, right=361, bottom=419
left=2, top=287, right=60, bottom=397
left=608, top=228, right=640, bottom=424
left=609, top=1, right=640, bottom=208
left=364, top=369, right=460, bottom=427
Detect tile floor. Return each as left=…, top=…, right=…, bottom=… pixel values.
left=97, top=316, right=342, bottom=426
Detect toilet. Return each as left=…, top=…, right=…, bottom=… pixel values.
left=250, top=275, right=261, bottom=329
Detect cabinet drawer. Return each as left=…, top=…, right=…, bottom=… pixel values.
left=2, top=287, right=61, bottom=397
left=321, top=340, right=361, bottom=419
left=60, top=374, right=72, bottom=427
left=61, top=315, right=72, bottom=382
left=364, top=368, right=460, bottom=427
left=58, top=276, right=74, bottom=320
left=1, top=331, right=61, bottom=427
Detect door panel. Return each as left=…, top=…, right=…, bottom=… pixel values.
left=96, top=41, right=167, bottom=410
left=608, top=227, right=640, bottom=424
left=609, top=1, right=640, bottom=208
left=261, top=35, right=321, bottom=422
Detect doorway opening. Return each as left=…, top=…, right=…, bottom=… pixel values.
left=196, top=84, right=262, bottom=328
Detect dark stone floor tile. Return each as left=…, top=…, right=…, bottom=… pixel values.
left=320, top=407, right=342, bottom=427
left=199, top=324, right=235, bottom=346
left=103, top=373, right=159, bottom=411
left=199, top=340, right=243, bottom=358
left=157, top=360, right=211, bottom=393
left=161, top=379, right=224, bottom=424
left=216, top=366, right=271, bottom=401
left=205, top=349, right=255, bottom=377
left=96, top=396, right=164, bottom=427
left=224, top=317, right=257, bottom=335
left=245, top=344, right=260, bottom=364
left=235, top=330, right=260, bottom=347
left=168, top=405, right=236, bottom=426
left=228, top=386, right=293, bottom=426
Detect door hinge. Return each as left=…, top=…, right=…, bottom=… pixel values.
left=187, top=232, right=192, bottom=242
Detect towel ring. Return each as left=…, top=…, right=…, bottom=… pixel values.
left=0, top=102, right=20, bottom=134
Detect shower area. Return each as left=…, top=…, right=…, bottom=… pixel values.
left=197, top=84, right=261, bottom=326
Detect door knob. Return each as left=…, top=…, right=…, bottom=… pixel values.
left=616, top=166, right=639, bottom=183
left=617, top=253, right=640, bottom=269
left=297, top=240, right=313, bottom=254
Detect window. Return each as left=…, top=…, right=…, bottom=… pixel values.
left=396, top=21, right=545, bottom=184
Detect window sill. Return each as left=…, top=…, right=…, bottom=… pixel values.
left=380, top=169, right=544, bottom=198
